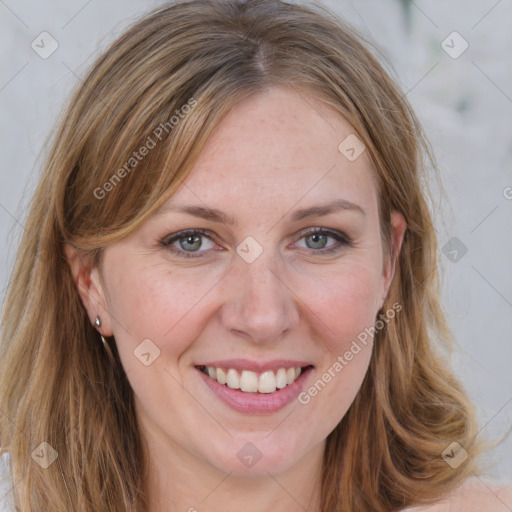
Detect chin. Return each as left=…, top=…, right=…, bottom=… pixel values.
left=200, top=433, right=311, bottom=477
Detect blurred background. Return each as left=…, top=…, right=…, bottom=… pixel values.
left=1, top=0, right=511, bottom=480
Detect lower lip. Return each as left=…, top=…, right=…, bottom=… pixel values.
left=196, top=367, right=313, bottom=414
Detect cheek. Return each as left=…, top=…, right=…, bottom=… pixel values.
left=299, top=266, right=379, bottom=425
left=105, top=257, right=223, bottom=359
left=304, top=262, right=382, bottom=352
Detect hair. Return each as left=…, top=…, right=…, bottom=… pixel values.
left=0, top=0, right=491, bottom=511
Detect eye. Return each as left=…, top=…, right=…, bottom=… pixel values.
left=159, top=227, right=352, bottom=259
left=294, top=228, right=352, bottom=254
left=160, top=229, right=218, bottom=259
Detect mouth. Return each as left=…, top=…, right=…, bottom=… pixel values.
left=196, top=364, right=314, bottom=394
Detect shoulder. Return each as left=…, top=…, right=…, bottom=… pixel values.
left=0, top=451, right=15, bottom=511
left=405, top=477, right=512, bottom=512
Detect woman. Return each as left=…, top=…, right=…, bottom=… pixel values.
left=0, top=1, right=510, bottom=511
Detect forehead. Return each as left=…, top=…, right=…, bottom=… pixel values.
left=160, top=86, right=379, bottom=219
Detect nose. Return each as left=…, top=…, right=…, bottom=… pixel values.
left=219, top=253, right=300, bottom=344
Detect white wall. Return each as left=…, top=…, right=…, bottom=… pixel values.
left=1, top=0, right=511, bottom=480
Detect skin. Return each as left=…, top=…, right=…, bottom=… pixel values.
left=407, top=479, right=512, bottom=512
left=67, top=84, right=508, bottom=512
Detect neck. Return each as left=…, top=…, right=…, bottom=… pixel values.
left=140, top=422, right=325, bottom=512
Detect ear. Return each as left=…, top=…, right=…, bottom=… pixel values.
left=379, top=210, right=407, bottom=308
left=63, top=243, right=114, bottom=337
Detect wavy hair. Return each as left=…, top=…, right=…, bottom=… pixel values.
left=0, top=1, right=488, bottom=510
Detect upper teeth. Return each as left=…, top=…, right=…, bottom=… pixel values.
left=202, top=366, right=302, bottom=394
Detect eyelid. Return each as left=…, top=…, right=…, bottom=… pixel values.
left=160, top=228, right=211, bottom=245
left=297, top=227, right=351, bottom=245
left=160, top=228, right=218, bottom=250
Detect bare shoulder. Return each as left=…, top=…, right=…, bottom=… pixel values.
left=405, top=477, right=512, bottom=512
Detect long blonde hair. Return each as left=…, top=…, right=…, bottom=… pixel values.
left=0, top=1, right=487, bottom=510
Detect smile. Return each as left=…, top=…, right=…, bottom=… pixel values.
left=198, top=365, right=307, bottom=394
left=195, top=360, right=314, bottom=414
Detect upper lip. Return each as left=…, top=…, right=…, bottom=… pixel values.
left=196, top=359, right=313, bottom=372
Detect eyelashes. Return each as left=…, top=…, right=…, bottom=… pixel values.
left=159, top=227, right=353, bottom=259
left=160, top=229, right=215, bottom=258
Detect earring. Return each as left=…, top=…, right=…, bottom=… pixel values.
left=95, top=316, right=113, bottom=356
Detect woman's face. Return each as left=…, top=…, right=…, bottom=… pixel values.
left=71, top=85, right=406, bottom=478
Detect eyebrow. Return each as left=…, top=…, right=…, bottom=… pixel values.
left=154, top=199, right=366, bottom=225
